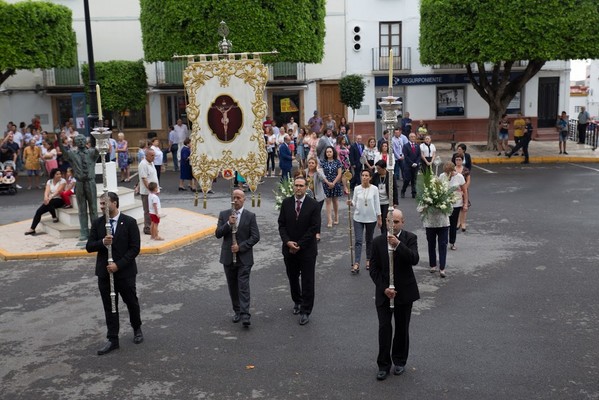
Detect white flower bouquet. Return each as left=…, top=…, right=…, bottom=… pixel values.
left=415, top=169, right=456, bottom=218
left=273, top=178, right=294, bottom=210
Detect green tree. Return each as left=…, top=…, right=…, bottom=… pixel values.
left=0, top=1, right=76, bottom=86
left=420, top=0, right=599, bottom=148
left=339, top=74, right=366, bottom=141
left=82, top=61, right=148, bottom=131
left=139, top=0, right=325, bottom=63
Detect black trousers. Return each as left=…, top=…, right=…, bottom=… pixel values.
left=377, top=303, right=413, bottom=371
left=171, top=144, right=179, bottom=171
left=578, top=123, right=587, bottom=144
left=284, top=252, right=316, bottom=315
left=31, top=198, right=64, bottom=230
left=401, top=165, right=418, bottom=196
left=449, top=206, right=461, bottom=245
left=509, top=135, right=531, bottom=161
left=266, top=152, right=275, bottom=172
left=98, top=275, right=142, bottom=341
left=223, top=262, right=252, bottom=316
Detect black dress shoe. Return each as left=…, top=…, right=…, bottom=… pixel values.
left=376, top=370, right=389, bottom=381
left=242, top=315, right=251, bottom=327
left=299, top=314, right=309, bottom=325
left=393, top=365, right=405, bottom=375
left=292, top=304, right=300, bottom=315
left=232, top=313, right=241, bottom=323
left=133, top=328, right=144, bottom=344
left=400, top=192, right=405, bottom=198
left=97, top=340, right=119, bottom=355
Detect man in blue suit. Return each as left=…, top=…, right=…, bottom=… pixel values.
left=279, top=134, right=293, bottom=181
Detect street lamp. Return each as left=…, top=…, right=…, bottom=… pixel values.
left=83, top=0, right=100, bottom=134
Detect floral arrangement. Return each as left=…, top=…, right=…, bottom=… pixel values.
left=274, top=178, right=294, bottom=210
left=415, top=169, right=456, bottom=218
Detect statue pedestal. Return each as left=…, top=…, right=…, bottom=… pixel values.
left=95, top=161, right=118, bottom=193
left=39, top=162, right=144, bottom=239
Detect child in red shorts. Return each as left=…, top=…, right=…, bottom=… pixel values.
left=148, top=181, right=163, bottom=240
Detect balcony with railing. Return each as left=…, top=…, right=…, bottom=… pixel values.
left=43, top=66, right=82, bottom=87
left=268, top=62, right=306, bottom=82
left=155, top=60, right=187, bottom=86
left=372, top=47, right=411, bottom=72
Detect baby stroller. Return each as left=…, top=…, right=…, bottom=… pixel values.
left=0, top=162, right=18, bottom=195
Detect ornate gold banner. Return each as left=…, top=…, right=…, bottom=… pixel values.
left=184, top=58, right=268, bottom=192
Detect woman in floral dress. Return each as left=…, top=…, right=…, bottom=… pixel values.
left=321, top=146, right=343, bottom=228
left=336, top=135, right=351, bottom=194
left=116, top=132, right=130, bottom=182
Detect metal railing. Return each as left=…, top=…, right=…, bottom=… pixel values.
left=268, top=62, right=306, bottom=81
left=43, top=66, right=82, bottom=87
left=155, top=61, right=187, bottom=86
left=371, top=47, right=411, bottom=71
left=568, top=119, right=598, bottom=149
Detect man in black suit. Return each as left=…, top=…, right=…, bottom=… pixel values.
left=369, top=208, right=419, bottom=381
left=86, top=192, right=143, bottom=355
left=401, top=133, right=421, bottom=198
left=278, top=175, right=321, bottom=325
left=349, top=134, right=365, bottom=189
left=215, top=189, right=260, bottom=327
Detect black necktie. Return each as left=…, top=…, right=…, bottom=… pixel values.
left=109, top=219, right=116, bottom=235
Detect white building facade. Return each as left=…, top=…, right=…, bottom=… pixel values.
left=1, top=0, right=571, bottom=142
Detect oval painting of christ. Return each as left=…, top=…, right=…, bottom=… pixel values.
left=207, top=95, right=243, bottom=142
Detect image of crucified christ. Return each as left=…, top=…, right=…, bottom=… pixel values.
left=215, top=100, right=237, bottom=139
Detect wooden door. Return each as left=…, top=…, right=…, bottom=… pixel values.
left=318, top=82, right=345, bottom=127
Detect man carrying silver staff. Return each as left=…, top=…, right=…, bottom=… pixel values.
left=215, top=189, right=260, bottom=327
left=369, top=208, right=419, bottom=381
left=86, top=192, right=143, bottom=355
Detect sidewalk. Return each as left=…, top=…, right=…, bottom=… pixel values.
left=0, top=208, right=217, bottom=261
left=434, top=140, right=598, bottom=164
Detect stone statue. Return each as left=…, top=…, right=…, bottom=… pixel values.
left=59, top=135, right=99, bottom=240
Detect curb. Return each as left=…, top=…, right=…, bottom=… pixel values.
left=471, top=156, right=599, bottom=164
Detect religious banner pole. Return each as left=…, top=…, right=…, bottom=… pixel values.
left=181, top=21, right=275, bottom=208
left=379, top=48, right=402, bottom=309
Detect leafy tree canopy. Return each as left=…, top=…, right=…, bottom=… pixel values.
left=339, top=74, right=365, bottom=111
left=0, top=0, right=76, bottom=85
left=420, top=0, right=599, bottom=64
left=140, top=0, right=325, bottom=63
left=339, top=74, right=365, bottom=140
left=420, top=0, right=599, bottom=147
left=81, top=60, right=148, bottom=129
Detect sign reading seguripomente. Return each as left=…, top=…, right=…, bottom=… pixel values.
left=376, top=72, right=524, bottom=86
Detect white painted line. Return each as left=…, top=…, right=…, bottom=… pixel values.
left=473, top=164, right=496, bottom=174
left=569, top=163, right=599, bottom=172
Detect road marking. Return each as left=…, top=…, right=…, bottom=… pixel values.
left=569, top=163, right=599, bottom=172
left=473, top=164, right=496, bottom=174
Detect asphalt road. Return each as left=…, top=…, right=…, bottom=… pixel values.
left=1, top=163, right=598, bottom=399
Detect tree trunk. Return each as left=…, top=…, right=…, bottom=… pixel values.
left=487, top=108, right=502, bottom=150
left=117, top=114, right=125, bottom=132
left=350, top=109, right=356, bottom=143
left=0, top=69, right=15, bottom=87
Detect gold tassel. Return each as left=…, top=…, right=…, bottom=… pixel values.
left=257, top=192, right=261, bottom=207
left=252, top=193, right=255, bottom=207
left=194, top=189, right=198, bottom=207
left=203, top=192, right=207, bottom=209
